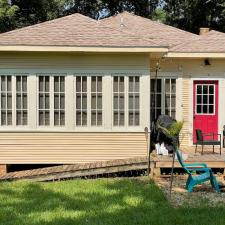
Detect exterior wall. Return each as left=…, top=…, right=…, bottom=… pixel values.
left=0, top=52, right=150, bottom=163
left=150, top=58, right=225, bottom=146
left=0, top=132, right=147, bottom=164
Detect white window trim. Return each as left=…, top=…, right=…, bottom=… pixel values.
left=111, top=73, right=142, bottom=131
left=195, top=83, right=216, bottom=116
left=0, top=74, right=29, bottom=130
left=0, top=72, right=147, bottom=132
left=73, top=73, right=105, bottom=131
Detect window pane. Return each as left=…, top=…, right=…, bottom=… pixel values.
left=1, top=94, right=6, bottom=109
left=91, top=77, right=96, bottom=92
left=1, top=76, right=6, bottom=91
left=97, top=112, right=102, bottom=126
left=203, top=86, right=207, bottom=94
left=197, top=105, right=202, bottom=114
left=7, top=77, right=11, bottom=91
left=91, top=94, right=96, bottom=109
left=82, top=77, right=87, bottom=92
left=135, top=77, right=139, bottom=92
left=97, top=77, right=102, bottom=92
left=45, top=77, right=49, bottom=92
left=54, top=76, right=59, bottom=92
left=119, top=112, right=124, bottom=126
left=22, top=77, right=27, bottom=92
left=16, top=76, right=21, bottom=92
left=76, top=77, right=81, bottom=92
left=54, top=94, right=59, bottom=109
left=165, top=79, right=170, bottom=92
left=91, top=111, right=96, bottom=126
left=113, top=77, right=118, bottom=92
left=119, top=77, right=124, bottom=92
left=197, top=85, right=202, bottom=94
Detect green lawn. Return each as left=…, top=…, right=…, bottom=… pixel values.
left=0, top=177, right=224, bottom=225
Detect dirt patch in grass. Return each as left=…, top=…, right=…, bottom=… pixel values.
left=156, top=175, right=225, bottom=208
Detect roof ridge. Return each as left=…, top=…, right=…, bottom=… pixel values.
left=0, top=13, right=96, bottom=37
left=102, top=11, right=198, bottom=37
left=97, top=18, right=168, bottom=47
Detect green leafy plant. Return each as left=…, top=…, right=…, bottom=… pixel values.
left=157, top=121, right=183, bottom=146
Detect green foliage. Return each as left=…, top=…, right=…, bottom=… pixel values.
left=161, top=121, right=183, bottom=138
left=152, top=8, right=167, bottom=23
left=163, top=0, right=225, bottom=33
left=157, top=121, right=183, bottom=146
left=0, top=0, right=19, bottom=32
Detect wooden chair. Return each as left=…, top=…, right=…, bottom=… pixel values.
left=176, top=150, right=220, bottom=193
left=195, top=129, right=221, bottom=155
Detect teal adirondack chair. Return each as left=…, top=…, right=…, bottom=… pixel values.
left=176, top=150, right=220, bottom=193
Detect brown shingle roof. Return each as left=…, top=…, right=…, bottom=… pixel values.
left=101, top=12, right=199, bottom=47
left=0, top=13, right=163, bottom=47
left=170, top=30, right=225, bottom=53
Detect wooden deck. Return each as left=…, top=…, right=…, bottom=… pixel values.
left=0, top=146, right=224, bottom=181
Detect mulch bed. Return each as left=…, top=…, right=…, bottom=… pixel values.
left=155, top=175, right=225, bottom=207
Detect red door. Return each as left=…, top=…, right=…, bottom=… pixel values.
left=193, top=80, right=218, bottom=143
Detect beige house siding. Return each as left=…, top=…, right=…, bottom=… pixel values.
left=0, top=132, right=147, bottom=164
left=0, top=52, right=150, bottom=164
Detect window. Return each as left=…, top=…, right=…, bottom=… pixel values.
left=0, top=76, right=12, bottom=125
left=196, top=84, right=214, bottom=114
left=113, top=75, right=140, bottom=127
left=151, top=78, right=176, bottom=120
left=128, top=76, right=139, bottom=126
left=38, top=76, right=50, bottom=126
left=113, top=76, right=125, bottom=126
left=16, top=76, right=28, bottom=125
left=91, top=76, right=102, bottom=126
left=75, top=75, right=103, bottom=127
left=54, top=76, right=65, bottom=126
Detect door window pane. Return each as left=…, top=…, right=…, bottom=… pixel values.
left=196, top=84, right=215, bottom=114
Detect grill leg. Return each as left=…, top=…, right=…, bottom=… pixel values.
left=213, top=145, right=215, bottom=153
left=220, top=144, right=221, bottom=155
left=201, top=144, right=204, bottom=155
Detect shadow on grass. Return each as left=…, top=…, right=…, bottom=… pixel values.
left=0, top=178, right=224, bottom=225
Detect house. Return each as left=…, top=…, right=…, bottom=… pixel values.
left=0, top=12, right=224, bottom=175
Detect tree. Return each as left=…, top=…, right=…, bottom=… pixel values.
left=0, top=0, right=18, bottom=32
left=163, top=0, right=225, bottom=33
left=11, top=0, right=65, bottom=28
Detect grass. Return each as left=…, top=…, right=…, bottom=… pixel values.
left=0, top=177, right=225, bottom=225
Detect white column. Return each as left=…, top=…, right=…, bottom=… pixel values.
left=65, top=74, right=75, bottom=130
left=28, top=74, right=37, bottom=129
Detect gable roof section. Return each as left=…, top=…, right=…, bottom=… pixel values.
left=101, top=12, right=199, bottom=47
left=170, top=30, right=225, bottom=53
left=0, top=13, right=168, bottom=52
